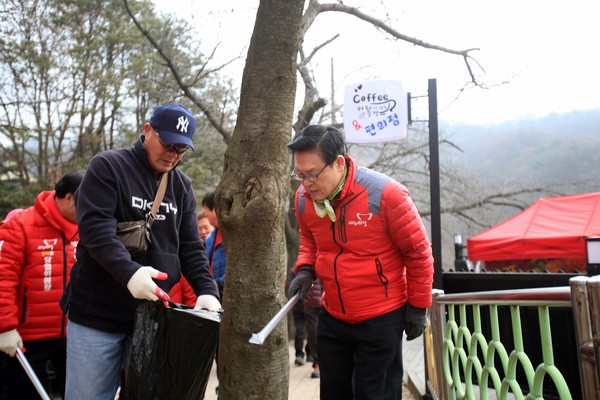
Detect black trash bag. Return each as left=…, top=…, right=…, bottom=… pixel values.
left=121, top=301, right=220, bottom=400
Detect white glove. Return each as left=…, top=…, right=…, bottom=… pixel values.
left=194, top=294, right=222, bottom=312
left=0, top=329, right=23, bottom=357
left=127, top=266, right=170, bottom=305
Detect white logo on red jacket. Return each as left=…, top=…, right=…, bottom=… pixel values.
left=71, top=241, right=78, bottom=261
left=38, top=239, right=57, bottom=291
left=348, top=213, right=372, bottom=227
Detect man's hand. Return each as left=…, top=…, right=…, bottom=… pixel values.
left=194, top=294, right=222, bottom=312
left=0, top=329, right=23, bottom=357
left=288, top=266, right=315, bottom=301
left=126, top=266, right=170, bottom=306
left=404, top=304, right=427, bottom=341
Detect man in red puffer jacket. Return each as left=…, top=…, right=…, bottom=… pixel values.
left=287, top=125, right=433, bottom=400
left=0, top=170, right=84, bottom=399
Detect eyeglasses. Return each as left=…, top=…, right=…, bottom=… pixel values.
left=153, top=130, right=189, bottom=154
left=291, top=163, right=329, bottom=182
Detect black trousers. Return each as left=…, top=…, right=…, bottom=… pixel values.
left=292, top=308, right=309, bottom=357
left=0, top=338, right=66, bottom=400
left=318, top=306, right=405, bottom=400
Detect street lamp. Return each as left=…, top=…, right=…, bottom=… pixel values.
left=585, top=237, right=600, bottom=276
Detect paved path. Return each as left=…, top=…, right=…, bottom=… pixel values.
left=203, top=340, right=422, bottom=399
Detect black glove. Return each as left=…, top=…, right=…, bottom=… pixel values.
left=404, top=303, right=427, bottom=341
left=287, top=265, right=315, bottom=301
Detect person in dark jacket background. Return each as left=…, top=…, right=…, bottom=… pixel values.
left=0, top=170, right=84, bottom=399
left=287, top=125, right=433, bottom=400
left=63, top=103, right=221, bottom=400
left=303, top=277, right=323, bottom=379
left=286, top=268, right=311, bottom=367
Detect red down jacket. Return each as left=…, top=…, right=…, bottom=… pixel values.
left=0, top=191, right=79, bottom=341
left=294, top=155, right=434, bottom=324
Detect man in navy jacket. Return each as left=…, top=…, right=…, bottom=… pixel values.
left=64, top=103, right=221, bottom=400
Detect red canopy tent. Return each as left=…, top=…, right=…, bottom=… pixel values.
left=467, top=192, right=600, bottom=262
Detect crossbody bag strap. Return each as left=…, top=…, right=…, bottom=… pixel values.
left=150, top=173, right=168, bottom=218
left=143, top=173, right=168, bottom=244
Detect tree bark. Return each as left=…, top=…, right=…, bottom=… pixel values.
left=215, top=1, right=305, bottom=399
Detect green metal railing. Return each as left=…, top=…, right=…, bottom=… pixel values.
left=430, top=287, right=576, bottom=399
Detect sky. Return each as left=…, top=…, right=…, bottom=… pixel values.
left=152, top=0, right=600, bottom=125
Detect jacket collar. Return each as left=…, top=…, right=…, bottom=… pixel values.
left=338, top=154, right=358, bottom=201
left=34, top=191, right=78, bottom=239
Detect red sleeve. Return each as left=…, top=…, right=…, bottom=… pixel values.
left=180, top=277, right=197, bottom=307
left=382, top=182, right=434, bottom=308
left=169, top=281, right=183, bottom=304
left=0, top=216, right=27, bottom=332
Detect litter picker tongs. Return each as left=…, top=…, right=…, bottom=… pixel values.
left=249, top=293, right=300, bottom=345
left=16, top=347, right=52, bottom=400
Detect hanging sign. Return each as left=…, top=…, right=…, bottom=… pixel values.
left=343, top=80, right=408, bottom=143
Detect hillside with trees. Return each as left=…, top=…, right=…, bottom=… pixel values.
left=445, top=109, right=600, bottom=189
left=437, top=109, right=600, bottom=263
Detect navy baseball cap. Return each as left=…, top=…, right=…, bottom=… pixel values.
left=149, top=103, right=196, bottom=150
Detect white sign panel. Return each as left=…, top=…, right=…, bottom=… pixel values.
left=343, top=80, right=408, bottom=143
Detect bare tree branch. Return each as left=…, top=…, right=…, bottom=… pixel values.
left=294, top=47, right=328, bottom=132
left=302, top=0, right=485, bottom=86
left=123, top=0, right=233, bottom=143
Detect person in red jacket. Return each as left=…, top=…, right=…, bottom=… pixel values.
left=287, top=125, right=433, bottom=400
left=171, top=211, right=213, bottom=306
left=0, top=170, right=84, bottom=399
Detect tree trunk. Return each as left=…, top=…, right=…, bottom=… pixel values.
left=215, top=1, right=305, bottom=399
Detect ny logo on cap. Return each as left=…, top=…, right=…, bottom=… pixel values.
left=176, top=116, right=190, bottom=133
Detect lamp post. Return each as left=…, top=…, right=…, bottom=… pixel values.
left=585, top=237, right=600, bottom=276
